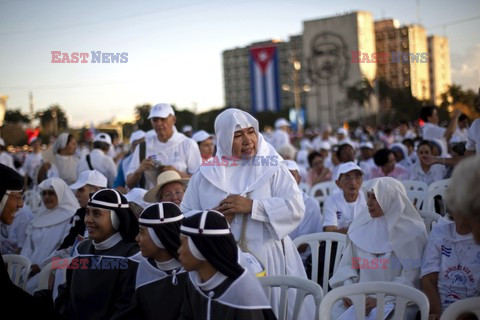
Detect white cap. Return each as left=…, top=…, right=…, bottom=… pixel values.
left=335, top=161, right=364, bottom=180
left=192, top=130, right=213, bottom=143
left=70, top=170, right=108, bottom=190
left=182, top=125, right=193, bottom=133
left=318, top=141, right=331, bottom=151
left=275, top=118, right=290, bottom=129
left=148, top=103, right=175, bottom=119
left=360, top=142, right=374, bottom=149
left=0, top=138, right=4, bottom=147
left=284, top=160, right=299, bottom=172
left=125, top=188, right=150, bottom=209
left=130, top=130, right=145, bottom=144
left=94, top=133, right=112, bottom=146
left=337, top=127, right=348, bottom=135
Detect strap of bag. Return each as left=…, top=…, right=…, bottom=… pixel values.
left=138, top=141, right=146, bottom=188
left=86, top=154, right=94, bottom=170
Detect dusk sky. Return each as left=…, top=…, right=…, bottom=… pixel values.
left=1, top=0, right=479, bottom=127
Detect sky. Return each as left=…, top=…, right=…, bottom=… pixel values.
left=0, top=0, right=479, bottom=127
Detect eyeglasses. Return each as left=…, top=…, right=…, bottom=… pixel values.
left=6, top=191, right=23, bottom=202
left=42, top=190, right=56, bottom=197
left=162, top=190, right=184, bottom=200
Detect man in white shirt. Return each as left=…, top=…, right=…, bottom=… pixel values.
left=77, top=133, right=117, bottom=187
left=466, top=118, right=480, bottom=155
left=420, top=106, right=461, bottom=156
left=126, top=103, right=202, bottom=190
left=0, top=138, right=14, bottom=169
left=323, top=162, right=367, bottom=234
left=270, top=118, right=291, bottom=151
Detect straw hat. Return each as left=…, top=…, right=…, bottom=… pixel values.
left=143, top=170, right=189, bottom=202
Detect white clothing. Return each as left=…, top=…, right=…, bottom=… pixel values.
left=0, top=206, right=34, bottom=253
left=323, top=191, right=367, bottom=230
left=77, top=149, right=117, bottom=187
left=127, top=130, right=201, bottom=189
left=451, top=127, right=468, bottom=143
left=395, top=131, right=416, bottom=142
left=466, top=119, right=480, bottom=155
left=290, top=192, right=323, bottom=241
left=421, top=221, right=480, bottom=311
left=270, top=129, right=290, bottom=150
left=358, top=158, right=375, bottom=180
left=422, top=123, right=448, bottom=157
left=0, top=151, right=15, bottom=169
left=22, top=152, right=43, bottom=180
left=408, top=162, right=447, bottom=185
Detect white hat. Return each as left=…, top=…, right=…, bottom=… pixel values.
left=318, top=141, right=331, bottom=151
left=69, top=170, right=108, bottom=190
left=192, top=130, right=213, bottom=143
left=94, top=133, right=112, bottom=146
left=0, top=138, right=4, bottom=147
left=335, top=161, right=364, bottom=181
left=284, top=160, right=299, bottom=172
left=148, top=103, right=175, bottom=119
left=130, top=130, right=145, bottom=144
left=143, top=170, right=189, bottom=203
left=125, top=188, right=150, bottom=209
left=275, top=118, right=290, bottom=129
left=359, top=142, right=374, bottom=149
left=337, top=127, right=348, bottom=135
left=182, top=125, right=193, bottom=133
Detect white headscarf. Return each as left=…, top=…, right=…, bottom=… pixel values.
left=391, top=142, right=412, bottom=166
left=199, top=108, right=283, bottom=195
left=52, top=133, right=70, bottom=154
left=349, top=177, right=427, bottom=269
left=33, top=177, right=79, bottom=228
left=42, top=133, right=79, bottom=185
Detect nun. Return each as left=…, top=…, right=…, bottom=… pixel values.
left=329, top=177, right=428, bottom=319
left=39, top=132, right=79, bottom=185
left=181, top=108, right=313, bottom=318
left=122, top=202, right=187, bottom=320
left=21, top=177, right=79, bottom=292
left=55, top=189, right=140, bottom=320
left=179, top=210, right=276, bottom=320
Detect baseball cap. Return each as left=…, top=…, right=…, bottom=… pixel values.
left=182, top=125, right=193, bottom=133
left=318, top=141, right=331, bottom=151
left=359, top=142, right=374, bottom=150
left=130, top=130, right=145, bottom=144
left=70, top=170, right=108, bottom=190
left=148, top=103, right=175, bottom=119
left=192, top=130, right=213, bottom=143
left=275, top=118, right=290, bottom=129
left=94, top=133, right=112, bottom=146
left=335, top=161, right=364, bottom=181
left=337, top=127, right=348, bottom=135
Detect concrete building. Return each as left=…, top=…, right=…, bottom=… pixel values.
left=428, top=35, right=452, bottom=106
left=303, top=11, right=377, bottom=127
left=375, top=19, right=431, bottom=101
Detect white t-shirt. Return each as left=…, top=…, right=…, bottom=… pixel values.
left=422, top=123, right=448, bottom=156
left=466, top=119, right=480, bottom=155
left=421, top=222, right=480, bottom=311
left=22, top=152, right=43, bottom=180
left=77, top=149, right=117, bottom=187
left=323, top=191, right=366, bottom=230
left=408, top=162, right=447, bottom=186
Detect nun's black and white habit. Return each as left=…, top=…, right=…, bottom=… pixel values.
left=122, top=202, right=188, bottom=320
left=181, top=109, right=313, bottom=319
left=55, top=189, right=140, bottom=320
left=180, top=210, right=277, bottom=320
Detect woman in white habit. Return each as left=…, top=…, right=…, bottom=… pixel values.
left=21, top=177, right=79, bottom=293
left=40, top=133, right=79, bottom=185
left=181, top=108, right=314, bottom=319
left=329, top=177, right=428, bottom=320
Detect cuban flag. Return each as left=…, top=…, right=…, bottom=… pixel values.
left=249, top=45, right=281, bottom=113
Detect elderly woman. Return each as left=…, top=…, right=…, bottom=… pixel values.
left=307, top=151, right=332, bottom=187
left=21, top=177, right=79, bottom=292
left=421, top=156, right=480, bottom=319
left=181, top=108, right=313, bottom=318
left=39, top=133, right=79, bottom=185
left=144, top=170, right=189, bottom=206
left=329, top=177, right=427, bottom=319
left=192, top=130, right=215, bottom=161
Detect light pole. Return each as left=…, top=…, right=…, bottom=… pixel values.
left=282, top=60, right=310, bottom=135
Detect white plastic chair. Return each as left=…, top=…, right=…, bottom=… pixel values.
left=36, top=257, right=72, bottom=293
left=406, top=190, right=427, bottom=210
left=319, top=281, right=429, bottom=320
left=309, top=181, right=337, bottom=198
left=293, top=232, right=347, bottom=295
left=298, top=182, right=310, bottom=194
left=401, top=180, right=428, bottom=192
left=425, top=187, right=447, bottom=214
left=420, top=211, right=442, bottom=234
left=259, top=275, right=323, bottom=320
left=2, top=254, right=32, bottom=290
left=440, top=297, right=480, bottom=320
left=427, top=178, right=450, bottom=193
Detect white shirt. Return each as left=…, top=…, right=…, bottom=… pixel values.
left=466, top=119, right=480, bottom=155
left=422, top=123, right=448, bottom=156
left=77, top=149, right=117, bottom=187
left=421, top=222, right=480, bottom=311
left=127, top=131, right=202, bottom=189
left=290, top=192, right=323, bottom=241
left=0, top=151, right=15, bottom=169
left=451, top=127, right=468, bottom=143
left=0, top=207, right=34, bottom=252
left=22, top=152, right=43, bottom=180
left=270, top=129, right=290, bottom=151
left=323, top=191, right=366, bottom=230
left=408, top=162, right=447, bottom=185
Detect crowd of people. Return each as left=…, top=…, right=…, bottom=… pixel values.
left=1, top=102, right=480, bottom=319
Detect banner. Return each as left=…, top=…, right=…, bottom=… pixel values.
left=249, top=45, right=281, bottom=113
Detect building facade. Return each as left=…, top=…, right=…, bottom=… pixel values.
left=428, top=35, right=452, bottom=106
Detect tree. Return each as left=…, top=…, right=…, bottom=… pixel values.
left=4, top=108, right=30, bottom=124
left=134, top=104, right=152, bottom=132
left=440, top=84, right=479, bottom=119
left=35, top=104, right=68, bottom=137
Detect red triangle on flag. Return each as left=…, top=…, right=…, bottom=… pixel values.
left=250, top=46, right=276, bottom=74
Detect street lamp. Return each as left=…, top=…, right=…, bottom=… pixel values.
left=282, top=60, right=310, bottom=135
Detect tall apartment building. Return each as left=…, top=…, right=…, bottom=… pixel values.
left=375, top=19, right=431, bottom=101
left=428, top=35, right=452, bottom=106
left=222, top=36, right=306, bottom=112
